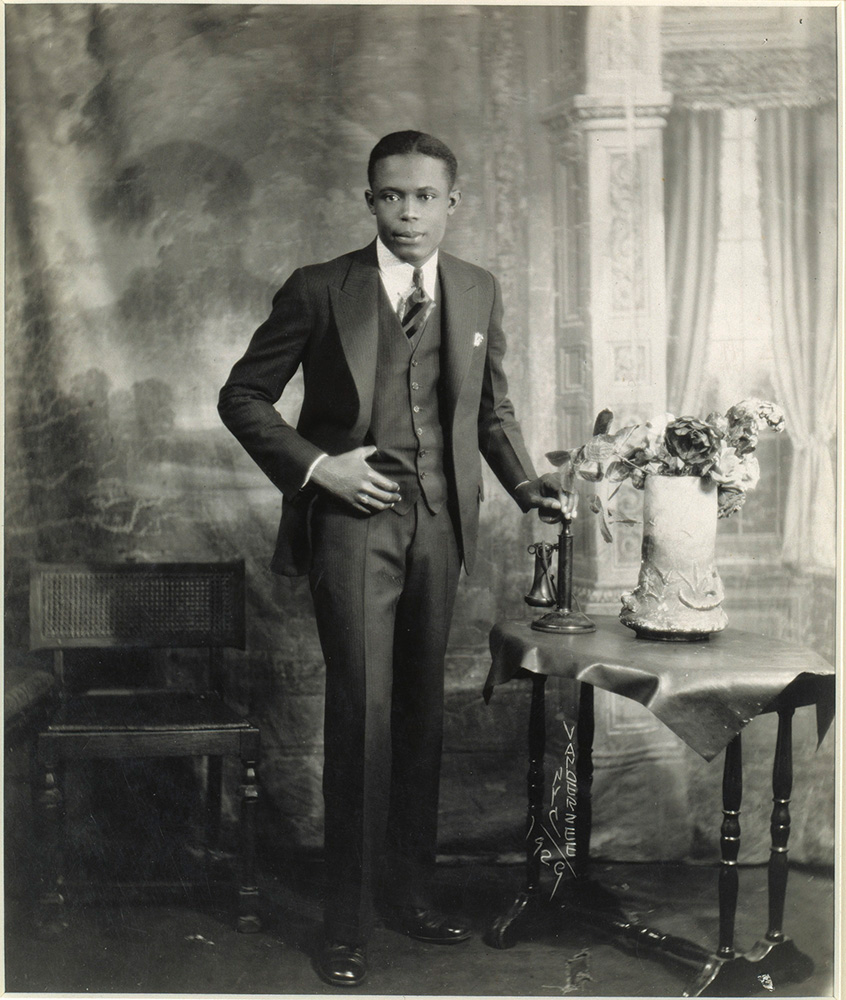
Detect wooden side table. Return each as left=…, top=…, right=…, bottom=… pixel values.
left=483, top=617, right=834, bottom=997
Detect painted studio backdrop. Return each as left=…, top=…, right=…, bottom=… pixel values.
left=5, top=5, right=837, bottom=876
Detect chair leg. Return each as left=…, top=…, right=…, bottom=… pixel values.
left=205, top=756, right=223, bottom=853
left=35, top=762, right=69, bottom=937
left=237, top=758, right=261, bottom=933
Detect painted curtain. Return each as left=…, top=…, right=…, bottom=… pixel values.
left=5, top=3, right=555, bottom=862
left=5, top=5, right=834, bottom=870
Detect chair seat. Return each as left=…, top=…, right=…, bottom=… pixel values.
left=47, top=691, right=252, bottom=733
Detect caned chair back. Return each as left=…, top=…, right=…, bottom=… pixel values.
left=29, top=562, right=246, bottom=652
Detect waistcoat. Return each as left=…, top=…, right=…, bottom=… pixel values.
left=366, top=283, right=448, bottom=515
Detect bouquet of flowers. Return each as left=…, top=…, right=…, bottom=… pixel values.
left=547, top=399, right=786, bottom=541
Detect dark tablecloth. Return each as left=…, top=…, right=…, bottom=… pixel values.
left=485, top=616, right=835, bottom=760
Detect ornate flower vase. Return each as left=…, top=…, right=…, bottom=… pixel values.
left=620, top=476, right=728, bottom=641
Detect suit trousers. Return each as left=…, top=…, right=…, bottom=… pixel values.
left=308, top=495, right=462, bottom=946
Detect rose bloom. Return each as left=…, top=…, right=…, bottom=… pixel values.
left=709, top=445, right=744, bottom=486
left=710, top=448, right=760, bottom=492
left=726, top=415, right=759, bottom=456
left=757, top=401, right=786, bottom=433
left=663, top=417, right=722, bottom=470
left=726, top=398, right=786, bottom=435
left=718, top=486, right=747, bottom=519
left=726, top=400, right=755, bottom=423
left=705, top=412, right=729, bottom=437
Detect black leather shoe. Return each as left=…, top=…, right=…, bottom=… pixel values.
left=317, top=941, right=368, bottom=988
left=393, top=906, right=472, bottom=944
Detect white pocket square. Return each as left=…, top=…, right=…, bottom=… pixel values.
left=473, top=332, right=485, bottom=348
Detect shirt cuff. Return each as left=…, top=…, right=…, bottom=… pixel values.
left=513, top=479, right=533, bottom=513
left=302, top=452, right=328, bottom=490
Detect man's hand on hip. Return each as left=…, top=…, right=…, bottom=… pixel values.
left=513, top=472, right=579, bottom=523
left=309, top=446, right=402, bottom=514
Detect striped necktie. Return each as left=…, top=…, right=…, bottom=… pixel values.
left=400, top=268, right=435, bottom=339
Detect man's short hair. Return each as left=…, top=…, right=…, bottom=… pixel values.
left=368, top=131, right=458, bottom=189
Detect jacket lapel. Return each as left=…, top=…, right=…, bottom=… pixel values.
left=329, top=244, right=479, bottom=433
left=329, top=243, right=380, bottom=439
left=439, top=252, right=479, bottom=417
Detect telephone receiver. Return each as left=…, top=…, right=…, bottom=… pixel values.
left=525, top=542, right=557, bottom=608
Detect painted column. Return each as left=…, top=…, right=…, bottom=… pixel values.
left=544, top=6, right=672, bottom=607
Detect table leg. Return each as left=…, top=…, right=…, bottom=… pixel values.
left=35, top=758, right=69, bottom=937
left=767, top=705, right=793, bottom=944
left=488, top=676, right=717, bottom=978
left=683, top=734, right=745, bottom=995
left=687, top=710, right=813, bottom=996
left=731, top=706, right=814, bottom=988
left=237, top=758, right=261, bottom=933
left=718, top=733, right=742, bottom=959
left=526, top=673, right=548, bottom=896
left=574, top=681, right=594, bottom=878
left=561, top=682, right=711, bottom=974
left=487, top=673, right=547, bottom=948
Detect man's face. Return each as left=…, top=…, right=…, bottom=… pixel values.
left=365, top=153, right=460, bottom=265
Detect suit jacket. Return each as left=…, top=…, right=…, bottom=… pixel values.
left=218, top=241, right=537, bottom=576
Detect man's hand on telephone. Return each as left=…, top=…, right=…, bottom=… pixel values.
left=514, top=472, right=578, bottom=523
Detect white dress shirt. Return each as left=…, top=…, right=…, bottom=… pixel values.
left=376, top=237, right=439, bottom=314
left=302, top=240, right=440, bottom=490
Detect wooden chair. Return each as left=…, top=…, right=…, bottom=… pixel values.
left=29, top=561, right=261, bottom=935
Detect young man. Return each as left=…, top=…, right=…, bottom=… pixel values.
left=219, top=131, right=568, bottom=987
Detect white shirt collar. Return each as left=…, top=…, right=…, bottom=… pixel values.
left=376, top=237, right=438, bottom=309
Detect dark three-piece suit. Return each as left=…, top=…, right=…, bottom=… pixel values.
left=219, top=240, right=537, bottom=944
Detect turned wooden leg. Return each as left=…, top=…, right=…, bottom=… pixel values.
left=237, top=758, right=260, bottom=933
left=766, top=706, right=794, bottom=944
left=687, top=737, right=744, bottom=993
left=717, top=734, right=742, bottom=960
left=526, top=673, right=548, bottom=897
left=575, top=682, right=595, bottom=878
left=487, top=674, right=548, bottom=949
left=35, top=760, right=68, bottom=936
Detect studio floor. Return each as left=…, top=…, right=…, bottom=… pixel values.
left=3, top=857, right=835, bottom=997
